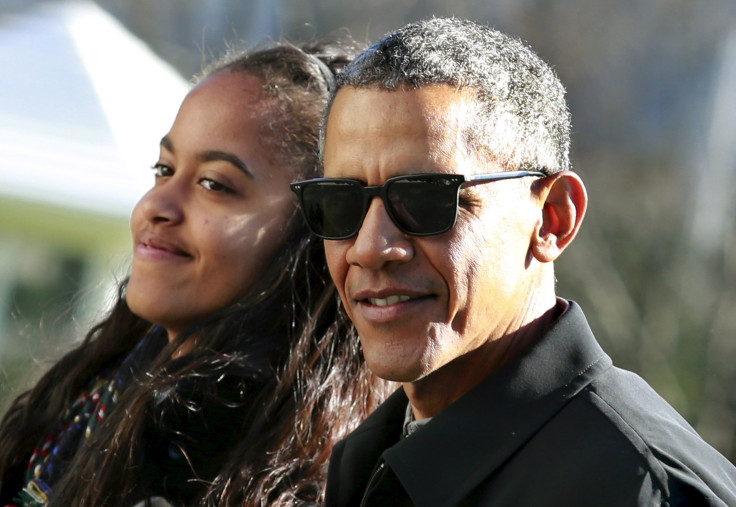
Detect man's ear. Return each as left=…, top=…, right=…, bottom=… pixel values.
left=530, top=171, right=587, bottom=263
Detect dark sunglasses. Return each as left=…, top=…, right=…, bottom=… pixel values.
left=290, top=170, right=546, bottom=240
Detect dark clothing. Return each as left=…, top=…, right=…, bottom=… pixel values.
left=3, top=328, right=272, bottom=506
left=140, top=367, right=268, bottom=505
left=325, top=301, right=736, bottom=506
left=139, top=375, right=258, bottom=504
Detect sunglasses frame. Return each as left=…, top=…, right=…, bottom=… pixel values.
left=290, top=170, right=547, bottom=240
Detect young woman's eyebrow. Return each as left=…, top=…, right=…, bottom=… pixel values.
left=160, top=135, right=174, bottom=153
left=159, top=135, right=253, bottom=178
left=199, top=150, right=254, bottom=178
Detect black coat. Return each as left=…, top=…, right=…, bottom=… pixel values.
left=326, top=301, right=736, bottom=506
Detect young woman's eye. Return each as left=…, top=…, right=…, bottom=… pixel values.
left=151, top=164, right=173, bottom=178
left=200, top=178, right=233, bottom=193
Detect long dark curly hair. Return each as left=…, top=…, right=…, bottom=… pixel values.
left=0, top=39, right=391, bottom=506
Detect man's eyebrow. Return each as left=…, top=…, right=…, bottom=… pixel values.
left=159, top=136, right=254, bottom=179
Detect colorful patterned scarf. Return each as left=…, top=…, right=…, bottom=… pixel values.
left=11, top=328, right=163, bottom=506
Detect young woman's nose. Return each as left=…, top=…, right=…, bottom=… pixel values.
left=345, top=198, right=414, bottom=270
left=137, top=179, right=185, bottom=225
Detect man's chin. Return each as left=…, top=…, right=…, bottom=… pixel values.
left=364, top=355, right=432, bottom=384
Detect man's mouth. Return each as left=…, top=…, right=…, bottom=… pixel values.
left=367, top=295, right=413, bottom=306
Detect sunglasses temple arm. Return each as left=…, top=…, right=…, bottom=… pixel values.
left=464, top=170, right=547, bottom=183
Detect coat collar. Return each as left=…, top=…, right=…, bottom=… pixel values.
left=338, top=301, right=612, bottom=507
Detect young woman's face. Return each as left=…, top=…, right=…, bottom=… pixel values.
left=127, top=71, right=294, bottom=341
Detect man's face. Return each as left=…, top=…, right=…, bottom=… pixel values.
left=323, top=85, right=543, bottom=384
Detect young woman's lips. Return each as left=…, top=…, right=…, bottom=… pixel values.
left=135, top=236, right=192, bottom=261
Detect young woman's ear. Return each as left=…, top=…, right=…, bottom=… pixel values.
left=531, top=171, right=587, bottom=263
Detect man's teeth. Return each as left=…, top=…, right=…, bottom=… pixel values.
left=368, top=295, right=412, bottom=306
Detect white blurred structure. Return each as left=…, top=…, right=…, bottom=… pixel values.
left=690, top=25, right=736, bottom=252
left=0, top=0, right=188, bottom=384
left=0, top=0, right=188, bottom=216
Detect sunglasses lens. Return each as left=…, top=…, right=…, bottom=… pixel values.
left=301, top=181, right=364, bottom=238
left=387, top=176, right=458, bottom=235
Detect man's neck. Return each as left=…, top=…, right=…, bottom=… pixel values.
left=404, top=298, right=566, bottom=420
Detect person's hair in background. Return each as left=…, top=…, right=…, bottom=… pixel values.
left=0, top=38, right=389, bottom=506
left=322, top=17, right=570, bottom=176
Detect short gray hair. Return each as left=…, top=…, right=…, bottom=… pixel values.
left=322, top=17, right=571, bottom=174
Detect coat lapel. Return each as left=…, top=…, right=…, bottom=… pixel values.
left=382, top=302, right=612, bottom=506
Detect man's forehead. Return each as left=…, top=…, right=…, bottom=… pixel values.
left=329, top=84, right=478, bottom=123
left=324, top=85, right=480, bottom=179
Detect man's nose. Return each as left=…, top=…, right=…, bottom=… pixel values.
left=345, top=197, right=414, bottom=270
